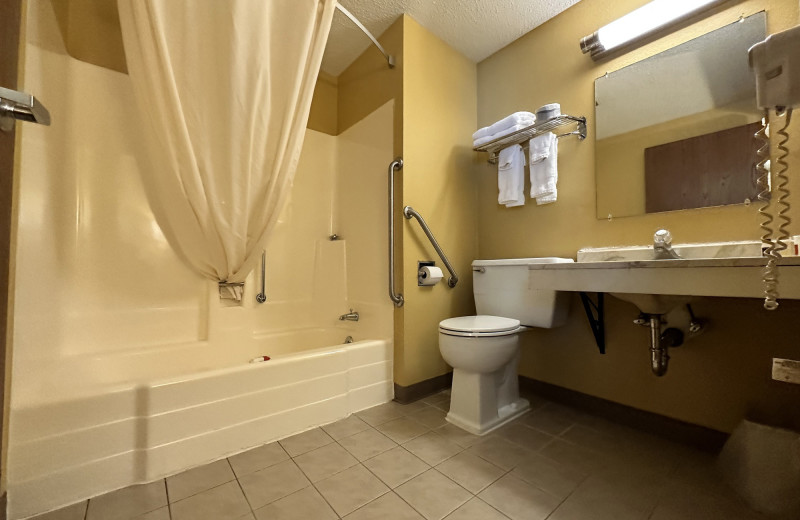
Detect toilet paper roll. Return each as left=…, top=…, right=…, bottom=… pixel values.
left=419, top=266, right=444, bottom=286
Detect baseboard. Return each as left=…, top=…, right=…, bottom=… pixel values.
left=519, top=376, right=729, bottom=452
left=394, top=372, right=452, bottom=404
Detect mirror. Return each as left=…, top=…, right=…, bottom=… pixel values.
left=595, top=12, right=767, bottom=219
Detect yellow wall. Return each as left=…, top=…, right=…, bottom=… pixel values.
left=398, top=17, right=478, bottom=386
left=477, top=0, right=800, bottom=432
left=308, top=71, right=338, bottom=135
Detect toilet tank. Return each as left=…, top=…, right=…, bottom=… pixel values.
left=473, top=258, right=574, bottom=328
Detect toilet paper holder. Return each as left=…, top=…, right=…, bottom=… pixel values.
left=418, top=261, right=443, bottom=286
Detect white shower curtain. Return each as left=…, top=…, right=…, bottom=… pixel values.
left=117, top=0, right=335, bottom=299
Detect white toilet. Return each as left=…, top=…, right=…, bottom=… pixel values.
left=438, top=257, right=573, bottom=435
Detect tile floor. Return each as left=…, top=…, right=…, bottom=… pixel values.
left=32, top=390, right=767, bottom=520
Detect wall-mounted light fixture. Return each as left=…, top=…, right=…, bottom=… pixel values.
left=580, top=0, right=728, bottom=60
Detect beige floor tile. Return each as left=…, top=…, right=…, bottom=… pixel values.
left=86, top=480, right=167, bottom=520
left=408, top=407, right=448, bottom=429
left=363, top=446, right=430, bottom=488
left=30, top=501, right=87, bottom=520
left=394, top=400, right=433, bottom=415
left=522, top=406, right=578, bottom=436
left=445, top=498, right=510, bottom=520
left=421, top=391, right=450, bottom=406
left=228, top=442, right=290, bottom=477
left=293, top=442, right=358, bottom=482
left=433, top=424, right=483, bottom=448
left=547, top=495, right=649, bottom=520
left=495, top=423, right=555, bottom=451
left=357, top=402, right=408, bottom=426
left=436, top=451, right=506, bottom=493
left=238, top=459, right=310, bottom=509
left=316, top=464, right=390, bottom=517
left=338, top=428, right=398, bottom=461
left=403, top=431, right=463, bottom=466
left=343, top=491, right=425, bottom=520
left=167, top=459, right=235, bottom=502
left=466, top=436, right=532, bottom=470
left=395, top=469, right=472, bottom=520
left=479, top=474, right=561, bottom=520
left=135, top=506, right=170, bottom=520
left=170, top=481, right=251, bottom=520
left=322, top=415, right=371, bottom=440
left=279, top=427, right=334, bottom=457
left=511, top=453, right=587, bottom=500
left=649, top=487, right=766, bottom=520
left=377, top=417, right=431, bottom=443
left=538, top=438, right=609, bottom=474
left=238, top=514, right=256, bottom=520
left=570, top=465, right=667, bottom=511
left=253, top=486, right=337, bottom=520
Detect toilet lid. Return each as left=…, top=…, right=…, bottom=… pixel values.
left=439, top=315, right=520, bottom=334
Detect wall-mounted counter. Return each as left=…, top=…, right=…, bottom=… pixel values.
left=529, top=257, right=800, bottom=300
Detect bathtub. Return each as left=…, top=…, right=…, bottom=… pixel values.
left=7, top=330, right=393, bottom=519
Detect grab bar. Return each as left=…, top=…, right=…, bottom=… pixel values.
left=256, top=250, right=266, bottom=303
left=403, top=206, right=458, bottom=288
left=388, top=159, right=404, bottom=307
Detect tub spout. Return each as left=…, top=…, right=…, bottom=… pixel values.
left=339, top=309, right=359, bottom=322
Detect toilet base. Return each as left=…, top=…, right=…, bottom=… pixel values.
left=446, top=397, right=530, bottom=435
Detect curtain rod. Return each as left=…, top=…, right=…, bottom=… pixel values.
left=335, top=3, right=395, bottom=68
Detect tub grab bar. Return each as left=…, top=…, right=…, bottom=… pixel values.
left=388, top=159, right=404, bottom=307
left=403, top=206, right=458, bottom=288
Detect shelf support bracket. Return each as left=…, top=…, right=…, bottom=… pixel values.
left=579, top=292, right=605, bottom=354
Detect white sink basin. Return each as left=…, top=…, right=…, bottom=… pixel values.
left=578, top=240, right=763, bottom=262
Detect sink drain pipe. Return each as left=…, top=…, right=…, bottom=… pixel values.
left=649, top=316, right=669, bottom=376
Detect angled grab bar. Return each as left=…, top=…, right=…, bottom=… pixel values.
left=403, top=206, right=458, bottom=288
left=388, top=159, right=404, bottom=307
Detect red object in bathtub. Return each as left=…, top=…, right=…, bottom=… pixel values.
left=249, top=356, right=271, bottom=363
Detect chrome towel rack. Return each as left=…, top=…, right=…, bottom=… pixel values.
left=473, top=114, right=587, bottom=164
left=403, top=206, right=458, bottom=288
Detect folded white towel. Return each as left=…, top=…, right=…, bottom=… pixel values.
left=529, top=133, right=558, bottom=205
left=498, top=145, right=525, bottom=208
left=472, top=111, right=535, bottom=141
left=473, top=123, right=532, bottom=148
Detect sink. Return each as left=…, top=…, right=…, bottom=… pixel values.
left=610, top=293, right=692, bottom=314
left=578, top=240, right=763, bottom=262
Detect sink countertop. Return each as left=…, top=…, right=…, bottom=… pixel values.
left=529, top=256, right=800, bottom=269
left=528, top=256, right=800, bottom=299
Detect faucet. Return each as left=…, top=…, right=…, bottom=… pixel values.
left=653, top=229, right=681, bottom=259
left=339, top=309, right=359, bottom=322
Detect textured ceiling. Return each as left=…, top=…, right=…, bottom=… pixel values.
left=322, top=0, right=583, bottom=76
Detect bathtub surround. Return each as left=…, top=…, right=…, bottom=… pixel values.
left=7, top=2, right=395, bottom=517
left=117, top=0, right=335, bottom=291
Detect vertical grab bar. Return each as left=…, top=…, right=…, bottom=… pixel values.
left=256, top=250, right=266, bottom=303
left=389, top=159, right=404, bottom=307
left=402, top=206, right=459, bottom=288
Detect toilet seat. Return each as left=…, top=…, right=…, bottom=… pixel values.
left=439, top=315, right=522, bottom=338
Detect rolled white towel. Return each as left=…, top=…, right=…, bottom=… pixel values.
left=529, top=133, right=558, bottom=205
left=473, top=123, right=532, bottom=148
left=498, top=145, right=525, bottom=208
left=473, top=111, right=535, bottom=142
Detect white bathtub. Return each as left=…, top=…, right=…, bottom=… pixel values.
left=7, top=331, right=393, bottom=519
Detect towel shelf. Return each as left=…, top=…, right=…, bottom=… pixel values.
left=473, top=114, right=587, bottom=164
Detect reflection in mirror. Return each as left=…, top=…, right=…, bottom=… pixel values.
left=595, top=12, right=767, bottom=219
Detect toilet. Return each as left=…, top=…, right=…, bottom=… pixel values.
left=439, top=257, right=573, bottom=435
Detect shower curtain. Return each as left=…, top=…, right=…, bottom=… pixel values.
left=117, top=0, right=335, bottom=299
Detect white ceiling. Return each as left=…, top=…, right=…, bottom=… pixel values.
left=321, top=0, right=583, bottom=76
